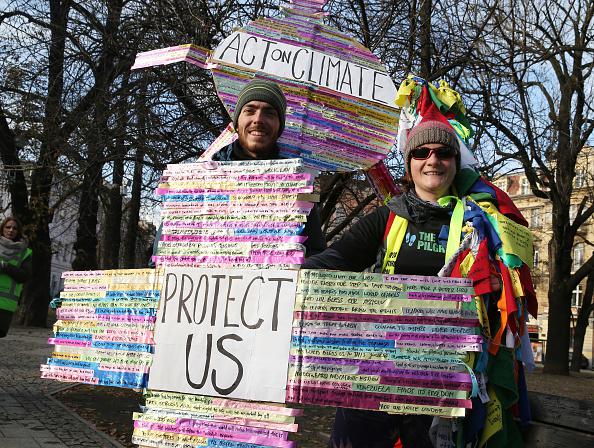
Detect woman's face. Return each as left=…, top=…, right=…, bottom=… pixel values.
left=2, top=220, right=19, bottom=241
left=409, top=143, right=457, bottom=202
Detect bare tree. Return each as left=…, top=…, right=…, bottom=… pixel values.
left=462, top=0, right=594, bottom=374
left=70, top=0, right=132, bottom=270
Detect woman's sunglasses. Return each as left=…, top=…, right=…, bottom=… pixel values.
left=410, top=146, right=456, bottom=160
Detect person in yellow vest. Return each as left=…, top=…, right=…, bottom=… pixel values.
left=0, top=216, right=32, bottom=337
left=302, top=119, right=461, bottom=448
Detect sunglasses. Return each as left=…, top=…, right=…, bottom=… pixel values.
left=410, top=146, right=457, bottom=160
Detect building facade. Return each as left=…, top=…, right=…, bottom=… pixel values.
left=493, top=147, right=594, bottom=367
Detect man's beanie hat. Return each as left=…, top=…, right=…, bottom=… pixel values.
left=233, top=79, right=287, bottom=135
left=404, top=119, right=460, bottom=171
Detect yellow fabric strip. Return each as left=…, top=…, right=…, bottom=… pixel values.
left=381, top=215, right=408, bottom=274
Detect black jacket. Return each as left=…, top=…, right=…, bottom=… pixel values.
left=302, top=191, right=451, bottom=275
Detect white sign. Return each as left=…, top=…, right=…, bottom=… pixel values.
left=211, top=31, right=397, bottom=105
left=149, top=268, right=298, bottom=403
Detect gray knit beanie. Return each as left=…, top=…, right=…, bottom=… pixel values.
left=233, top=80, right=287, bottom=135
left=404, top=120, right=460, bottom=171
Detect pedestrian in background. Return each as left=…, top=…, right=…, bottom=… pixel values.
left=0, top=216, right=32, bottom=337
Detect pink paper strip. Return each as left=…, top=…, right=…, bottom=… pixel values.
left=133, top=421, right=295, bottom=448
left=203, top=398, right=303, bottom=416
left=48, top=338, right=92, bottom=347
left=161, top=235, right=307, bottom=243
left=286, top=386, right=472, bottom=409
left=163, top=221, right=303, bottom=229
left=100, top=363, right=150, bottom=374
left=161, top=206, right=313, bottom=215
left=206, top=416, right=298, bottom=433
left=40, top=369, right=98, bottom=384
left=137, top=418, right=288, bottom=440
left=385, top=332, right=483, bottom=344
left=152, top=255, right=304, bottom=264
left=383, top=274, right=472, bottom=286
left=64, top=285, right=108, bottom=291
left=292, top=328, right=386, bottom=339
left=293, top=312, right=479, bottom=326
left=97, top=314, right=156, bottom=323
left=293, top=327, right=478, bottom=340
left=291, top=357, right=472, bottom=382
left=156, top=187, right=313, bottom=195
left=93, top=331, right=154, bottom=344
left=407, top=292, right=472, bottom=302
left=198, top=123, right=238, bottom=160
left=62, top=270, right=105, bottom=278
left=287, top=377, right=471, bottom=392
left=56, top=311, right=97, bottom=320
left=162, top=173, right=312, bottom=182
left=391, top=340, right=482, bottom=351
left=378, top=376, right=472, bottom=390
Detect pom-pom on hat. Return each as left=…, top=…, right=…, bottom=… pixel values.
left=233, top=79, right=287, bottom=135
left=396, top=77, right=476, bottom=171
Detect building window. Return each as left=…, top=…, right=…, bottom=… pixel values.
left=521, top=177, right=530, bottom=195
left=575, top=169, right=585, bottom=188
left=570, top=204, right=578, bottom=224
left=497, top=180, right=507, bottom=193
left=545, top=206, right=553, bottom=224
left=572, top=243, right=584, bottom=272
left=533, top=250, right=539, bottom=268
left=54, top=242, right=62, bottom=260
left=51, top=274, right=57, bottom=296
left=530, top=209, right=541, bottom=228
left=571, top=284, right=583, bottom=307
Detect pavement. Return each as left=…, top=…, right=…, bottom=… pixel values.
left=0, top=325, right=125, bottom=448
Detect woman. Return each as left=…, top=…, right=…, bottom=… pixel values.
left=0, top=216, right=32, bottom=337
left=304, top=112, right=536, bottom=448
left=303, top=119, right=460, bottom=448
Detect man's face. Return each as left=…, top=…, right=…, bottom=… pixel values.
left=236, top=100, right=281, bottom=158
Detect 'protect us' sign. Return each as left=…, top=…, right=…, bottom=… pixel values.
left=148, top=267, right=298, bottom=403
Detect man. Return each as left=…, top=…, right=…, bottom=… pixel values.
left=151, top=79, right=325, bottom=263
left=211, top=79, right=326, bottom=256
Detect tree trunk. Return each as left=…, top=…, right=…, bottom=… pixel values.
left=570, top=273, right=594, bottom=371
left=17, top=0, right=72, bottom=327
left=71, top=96, right=108, bottom=271
left=72, top=0, right=124, bottom=271
left=71, top=155, right=103, bottom=271
left=0, top=105, right=30, bottom=222
left=418, top=0, right=432, bottom=79
left=544, top=232, right=572, bottom=374
left=121, top=148, right=144, bottom=268
left=122, top=79, right=146, bottom=268
left=19, top=230, right=53, bottom=326
left=100, top=75, right=129, bottom=269
left=101, top=159, right=124, bottom=269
